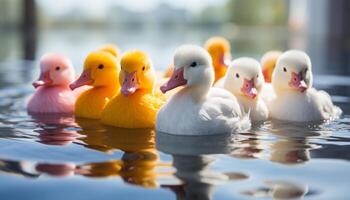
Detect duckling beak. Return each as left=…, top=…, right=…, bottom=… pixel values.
left=241, top=78, right=258, bottom=99
left=160, top=67, right=187, bottom=94
left=121, top=71, right=140, bottom=96
left=32, top=70, right=53, bottom=88
left=69, top=69, right=93, bottom=90
left=289, top=72, right=307, bottom=92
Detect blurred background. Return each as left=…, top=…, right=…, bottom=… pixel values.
left=0, top=0, right=349, bottom=76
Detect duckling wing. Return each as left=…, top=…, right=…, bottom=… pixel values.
left=202, top=88, right=251, bottom=133
left=312, top=89, right=342, bottom=119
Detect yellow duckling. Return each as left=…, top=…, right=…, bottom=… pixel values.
left=205, top=36, right=232, bottom=82
left=101, top=50, right=165, bottom=128
left=70, top=44, right=120, bottom=119
left=260, top=50, right=282, bottom=83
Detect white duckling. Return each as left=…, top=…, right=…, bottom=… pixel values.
left=156, top=45, right=250, bottom=135
left=222, top=58, right=269, bottom=121
left=269, top=50, right=342, bottom=122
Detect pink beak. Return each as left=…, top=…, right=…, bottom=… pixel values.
left=121, top=71, right=140, bottom=96
left=241, top=78, right=258, bottom=99
left=160, top=67, right=187, bottom=94
left=32, top=70, right=53, bottom=88
left=70, top=69, right=93, bottom=90
left=289, top=72, right=307, bottom=92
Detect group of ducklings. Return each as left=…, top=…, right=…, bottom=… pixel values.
left=27, top=37, right=342, bottom=135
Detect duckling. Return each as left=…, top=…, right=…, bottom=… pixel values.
left=259, top=51, right=282, bottom=102
left=156, top=45, right=250, bottom=135
left=205, top=36, right=232, bottom=83
left=261, top=51, right=282, bottom=83
left=70, top=45, right=120, bottom=119
left=222, top=58, right=269, bottom=121
left=164, top=36, right=231, bottom=82
left=101, top=50, right=165, bottom=128
left=27, top=53, right=81, bottom=114
left=268, top=50, right=342, bottom=122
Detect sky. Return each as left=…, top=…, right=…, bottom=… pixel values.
left=37, top=0, right=228, bottom=18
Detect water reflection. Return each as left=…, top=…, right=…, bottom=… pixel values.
left=242, top=181, right=309, bottom=200
left=30, top=113, right=82, bottom=146
left=157, top=132, right=248, bottom=200
left=75, top=120, right=168, bottom=188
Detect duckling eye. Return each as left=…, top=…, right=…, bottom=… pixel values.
left=283, top=67, right=287, bottom=72
left=235, top=73, right=240, bottom=78
left=190, top=62, right=197, bottom=67
left=98, top=64, right=104, bottom=69
left=142, top=66, right=146, bottom=71
left=55, top=66, right=60, bottom=71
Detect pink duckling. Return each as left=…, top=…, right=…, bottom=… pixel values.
left=27, top=53, right=82, bottom=114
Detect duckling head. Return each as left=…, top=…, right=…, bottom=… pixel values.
left=224, top=58, right=264, bottom=100
left=160, top=45, right=214, bottom=97
left=272, top=50, right=312, bottom=94
left=70, top=48, right=119, bottom=90
left=260, top=51, right=282, bottom=83
left=204, top=36, right=231, bottom=68
left=33, top=53, right=75, bottom=88
left=119, top=50, right=156, bottom=96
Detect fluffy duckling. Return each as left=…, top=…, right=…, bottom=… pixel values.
left=260, top=51, right=282, bottom=102
left=205, top=36, right=232, bottom=83
left=101, top=50, right=165, bottom=128
left=70, top=45, right=120, bottom=119
left=261, top=51, right=282, bottom=83
left=156, top=45, right=250, bottom=135
left=268, top=50, right=342, bottom=122
left=27, top=53, right=80, bottom=114
left=164, top=36, right=231, bottom=82
left=222, top=58, right=269, bottom=121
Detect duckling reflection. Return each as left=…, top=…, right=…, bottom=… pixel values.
left=242, top=180, right=309, bottom=200
left=76, top=119, right=165, bottom=188
left=0, top=159, right=39, bottom=178
left=157, top=132, right=248, bottom=200
left=30, top=113, right=83, bottom=146
left=266, top=120, right=324, bottom=165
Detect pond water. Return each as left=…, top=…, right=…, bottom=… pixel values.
left=0, top=29, right=350, bottom=200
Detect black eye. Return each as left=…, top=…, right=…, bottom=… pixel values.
left=142, top=66, right=146, bottom=71
left=236, top=73, right=240, bottom=78
left=283, top=67, right=287, bottom=72
left=190, top=62, right=197, bottom=67
left=98, top=64, right=104, bottom=69
left=304, top=68, right=308, bottom=73
left=256, top=74, right=259, bottom=78
left=55, top=66, right=60, bottom=71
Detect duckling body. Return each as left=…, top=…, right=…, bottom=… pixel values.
left=101, top=50, right=165, bottom=128
left=221, top=57, right=269, bottom=121
left=27, top=53, right=80, bottom=114
left=70, top=44, right=120, bottom=119
left=74, top=86, right=118, bottom=119
left=102, top=90, right=163, bottom=128
left=157, top=45, right=250, bottom=135
left=268, top=50, right=341, bottom=122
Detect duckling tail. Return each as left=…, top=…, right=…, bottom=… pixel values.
left=99, top=44, right=120, bottom=57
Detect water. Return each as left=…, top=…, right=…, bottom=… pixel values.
left=0, top=29, right=350, bottom=200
